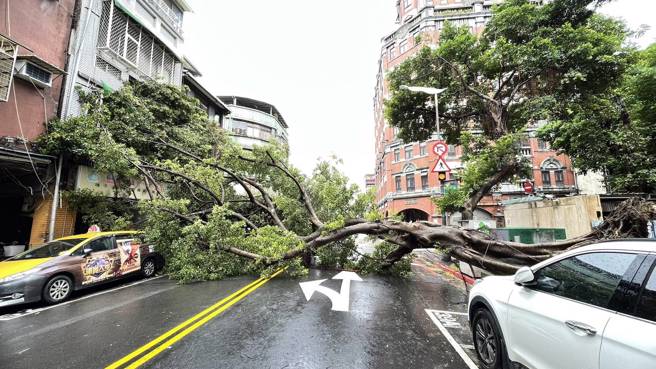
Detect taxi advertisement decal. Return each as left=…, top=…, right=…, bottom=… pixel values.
left=82, top=251, right=120, bottom=285
left=118, top=239, right=141, bottom=274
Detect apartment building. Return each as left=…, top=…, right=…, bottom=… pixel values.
left=373, top=0, right=578, bottom=225
left=182, top=60, right=231, bottom=128
left=60, top=0, right=192, bottom=118
left=0, top=0, right=76, bottom=248
left=218, top=96, right=289, bottom=151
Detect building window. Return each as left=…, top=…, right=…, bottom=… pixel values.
left=405, top=146, right=413, bottom=160
left=404, top=0, right=412, bottom=8
left=541, top=171, right=551, bottom=187
left=541, top=158, right=563, bottom=188
left=555, top=170, right=565, bottom=186
left=395, top=176, right=402, bottom=192
left=421, top=174, right=429, bottom=190
left=388, top=46, right=397, bottom=60
left=420, top=144, right=427, bottom=156
left=394, top=148, right=400, bottom=162
left=447, top=144, right=456, bottom=157
left=406, top=174, right=416, bottom=192
left=97, top=1, right=178, bottom=83
left=538, top=139, right=550, bottom=151
left=399, top=40, right=408, bottom=54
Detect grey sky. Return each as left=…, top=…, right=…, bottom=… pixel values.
left=183, top=0, right=655, bottom=189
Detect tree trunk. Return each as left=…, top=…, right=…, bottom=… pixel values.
left=461, top=161, right=520, bottom=221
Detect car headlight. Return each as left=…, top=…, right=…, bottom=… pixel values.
left=0, top=272, right=31, bottom=283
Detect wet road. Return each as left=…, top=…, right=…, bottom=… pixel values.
left=0, top=269, right=480, bottom=369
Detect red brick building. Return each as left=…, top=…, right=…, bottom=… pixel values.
left=0, top=0, right=77, bottom=247
left=373, top=0, right=579, bottom=225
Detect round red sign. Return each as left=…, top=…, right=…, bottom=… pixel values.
left=432, top=141, right=448, bottom=156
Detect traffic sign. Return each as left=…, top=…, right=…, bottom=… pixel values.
left=522, top=181, right=534, bottom=194
left=432, top=158, right=451, bottom=173
left=432, top=141, right=448, bottom=156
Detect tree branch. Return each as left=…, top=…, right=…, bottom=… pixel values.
left=265, top=151, right=324, bottom=230
left=142, top=164, right=223, bottom=205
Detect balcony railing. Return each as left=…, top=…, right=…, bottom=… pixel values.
left=230, top=107, right=283, bottom=130
left=143, top=0, right=184, bottom=35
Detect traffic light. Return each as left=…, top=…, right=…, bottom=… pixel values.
left=437, top=172, right=447, bottom=182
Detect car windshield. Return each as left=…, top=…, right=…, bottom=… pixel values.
left=9, top=239, right=88, bottom=260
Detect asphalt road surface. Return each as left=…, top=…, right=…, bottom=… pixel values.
left=0, top=268, right=482, bottom=369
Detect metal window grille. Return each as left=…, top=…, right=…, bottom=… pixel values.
left=97, top=0, right=112, bottom=49
left=125, top=21, right=141, bottom=66
left=151, top=44, right=164, bottom=78
left=109, top=8, right=127, bottom=54
left=162, top=53, right=174, bottom=83
left=96, top=56, right=122, bottom=80
left=0, top=35, right=18, bottom=101
left=144, top=0, right=183, bottom=34
left=98, top=0, right=179, bottom=83
left=138, top=33, right=153, bottom=76
left=25, top=63, right=52, bottom=85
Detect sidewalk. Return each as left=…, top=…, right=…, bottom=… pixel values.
left=411, top=249, right=476, bottom=285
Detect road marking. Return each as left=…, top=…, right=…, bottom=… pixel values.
left=106, top=269, right=285, bottom=369
left=0, top=275, right=166, bottom=321
left=7, top=285, right=178, bottom=343
left=299, top=271, right=362, bottom=312
left=425, top=309, right=479, bottom=369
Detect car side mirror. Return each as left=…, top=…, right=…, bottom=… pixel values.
left=514, top=266, right=535, bottom=286
left=83, top=248, right=93, bottom=256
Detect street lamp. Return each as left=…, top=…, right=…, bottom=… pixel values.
left=400, top=85, right=447, bottom=138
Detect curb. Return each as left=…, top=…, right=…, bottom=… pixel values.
left=431, top=260, right=476, bottom=285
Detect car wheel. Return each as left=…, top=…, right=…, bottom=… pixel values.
left=43, top=275, right=73, bottom=304
left=472, top=308, right=505, bottom=369
left=141, top=258, right=156, bottom=278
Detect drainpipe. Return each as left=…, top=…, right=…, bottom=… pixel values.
left=48, top=155, right=63, bottom=241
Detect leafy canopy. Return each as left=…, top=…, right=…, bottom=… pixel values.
left=540, top=43, right=656, bottom=193
left=40, top=81, right=402, bottom=281
left=384, top=0, right=631, bottom=213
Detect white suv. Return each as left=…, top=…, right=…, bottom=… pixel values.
left=467, top=240, right=656, bottom=369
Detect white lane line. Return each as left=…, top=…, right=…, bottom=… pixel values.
left=7, top=284, right=178, bottom=343
left=425, top=309, right=479, bottom=369
left=0, top=275, right=165, bottom=321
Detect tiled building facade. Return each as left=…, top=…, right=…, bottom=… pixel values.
left=373, top=0, right=579, bottom=225
left=0, top=0, right=77, bottom=247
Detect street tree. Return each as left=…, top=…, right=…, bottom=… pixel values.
left=38, top=81, right=655, bottom=281
left=539, top=43, right=656, bottom=193
left=384, top=0, right=632, bottom=219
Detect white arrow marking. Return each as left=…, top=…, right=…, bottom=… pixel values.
left=299, top=272, right=362, bottom=312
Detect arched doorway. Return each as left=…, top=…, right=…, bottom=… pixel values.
left=398, top=208, right=430, bottom=222
left=448, top=208, right=494, bottom=226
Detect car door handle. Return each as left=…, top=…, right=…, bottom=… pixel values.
left=565, top=320, right=597, bottom=336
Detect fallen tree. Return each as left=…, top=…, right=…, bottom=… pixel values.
left=39, top=82, right=655, bottom=281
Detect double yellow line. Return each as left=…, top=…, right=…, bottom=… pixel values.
left=105, top=269, right=285, bottom=369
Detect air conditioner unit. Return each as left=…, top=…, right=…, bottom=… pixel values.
left=14, top=60, right=53, bottom=88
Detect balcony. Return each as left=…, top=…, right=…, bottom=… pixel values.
left=230, top=106, right=284, bottom=131
left=143, top=0, right=184, bottom=35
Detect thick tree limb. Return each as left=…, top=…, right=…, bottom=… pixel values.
left=461, top=160, right=521, bottom=221
left=242, top=177, right=288, bottom=231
